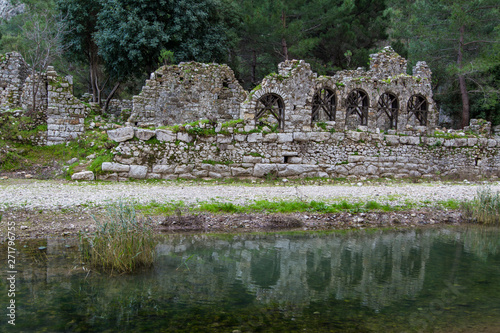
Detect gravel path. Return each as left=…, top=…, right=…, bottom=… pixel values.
left=1, top=180, right=499, bottom=210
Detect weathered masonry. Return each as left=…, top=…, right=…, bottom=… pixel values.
left=128, top=62, right=247, bottom=127
left=100, top=47, right=500, bottom=181
left=102, top=121, right=500, bottom=181
left=0, top=52, right=89, bottom=145
left=130, top=47, right=437, bottom=133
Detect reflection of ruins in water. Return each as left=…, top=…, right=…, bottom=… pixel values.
left=155, top=230, right=436, bottom=311
left=6, top=227, right=499, bottom=316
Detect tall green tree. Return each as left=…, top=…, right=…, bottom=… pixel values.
left=235, top=0, right=388, bottom=88
left=56, top=0, right=238, bottom=110
left=388, top=0, right=500, bottom=127
left=57, top=0, right=102, bottom=104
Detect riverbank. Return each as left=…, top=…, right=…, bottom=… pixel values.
left=1, top=179, right=496, bottom=238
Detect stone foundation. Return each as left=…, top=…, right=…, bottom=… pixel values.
left=102, top=124, right=500, bottom=181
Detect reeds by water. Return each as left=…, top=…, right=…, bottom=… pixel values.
left=80, top=201, right=158, bottom=274
left=462, top=188, right=500, bottom=225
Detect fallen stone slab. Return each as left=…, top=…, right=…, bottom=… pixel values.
left=71, top=171, right=94, bottom=181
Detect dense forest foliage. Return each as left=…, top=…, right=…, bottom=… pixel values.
left=0, top=0, right=498, bottom=127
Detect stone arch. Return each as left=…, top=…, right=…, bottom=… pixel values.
left=376, top=92, right=399, bottom=130
left=407, top=94, right=428, bottom=126
left=311, top=87, right=336, bottom=124
left=255, top=93, right=285, bottom=130
left=346, top=89, right=369, bottom=129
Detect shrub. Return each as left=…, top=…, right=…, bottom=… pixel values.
left=80, top=201, right=159, bottom=274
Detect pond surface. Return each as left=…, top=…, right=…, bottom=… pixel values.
left=1, top=227, right=500, bottom=332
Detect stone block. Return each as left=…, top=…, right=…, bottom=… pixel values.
left=348, top=155, right=365, bottom=163
left=108, top=127, right=134, bottom=142
left=444, top=139, right=456, bottom=147
left=98, top=173, right=118, bottom=181
left=231, top=167, right=252, bottom=177
left=129, top=165, right=148, bottom=179
left=278, top=164, right=319, bottom=177
left=155, top=129, right=175, bottom=142
left=277, top=133, right=293, bottom=143
left=177, top=132, right=193, bottom=143
left=350, top=165, right=367, bottom=176
left=71, top=171, right=94, bottom=181
left=175, top=165, right=194, bottom=174
left=288, top=157, right=302, bottom=164
left=135, top=128, right=156, bottom=141
left=208, top=172, right=222, bottom=178
left=179, top=173, right=196, bottom=180
left=263, top=133, right=278, bottom=142
left=147, top=173, right=161, bottom=179
left=293, top=132, right=308, bottom=141
left=253, top=164, right=280, bottom=177
left=102, top=162, right=130, bottom=172
left=217, top=134, right=232, bottom=144
left=385, top=135, right=400, bottom=145
left=193, top=170, right=209, bottom=178
left=247, top=133, right=263, bottom=142
left=243, top=156, right=262, bottom=163
left=152, top=165, right=175, bottom=174
left=367, top=165, right=378, bottom=174
left=234, top=134, right=247, bottom=142
left=467, top=138, right=478, bottom=146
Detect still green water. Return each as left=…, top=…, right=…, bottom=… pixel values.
left=1, top=227, right=500, bottom=332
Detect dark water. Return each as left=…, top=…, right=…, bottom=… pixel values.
left=1, top=227, right=500, bottom=332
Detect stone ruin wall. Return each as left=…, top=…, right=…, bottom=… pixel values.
left=129, top=62, right=247, bottom=127
left=0, top=52, right=90, bottom=145
left=240, top=47, right=436, bottom=134
left=45, top=67, right=89, bottom=145
left=101, top=124, right=500, bottom=181
left=98, top=46, right=481, bottom=181
left=0, top=52, right=29, bottom=111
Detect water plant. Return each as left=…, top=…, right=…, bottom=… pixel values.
left=462, top=188, right=500, bottom=225
left=80, top=201, right=159, bottom=274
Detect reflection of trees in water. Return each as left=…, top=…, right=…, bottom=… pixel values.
left=462, top=227, right=500, bottom=261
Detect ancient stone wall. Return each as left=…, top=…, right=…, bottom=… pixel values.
left=0, top=52, right=29, bottom=111
left=241, top=47, right=437, bottom=134
left=101, top=123, right=500, bottom=181
left=129, top=62, right=247, bottom=127
left=45, top=67, right=89, bottom=145
left=0, top=53, right=90, bottom=145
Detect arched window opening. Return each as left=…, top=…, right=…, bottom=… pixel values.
left=346, top=90, right=369, bottom=127
left=377, top=93, right=399, bottom=130
left=255, top=93, right=285, bottom=130
left=312, top=88, right=336, bottom=123
left=407, top=95, right=428, bottom=126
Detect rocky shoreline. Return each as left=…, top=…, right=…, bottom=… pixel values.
left=0, top=179, right=483, bottom=239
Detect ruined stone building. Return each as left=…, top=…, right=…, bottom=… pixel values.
left=0, top=52, right=89, bottom=145
left=128, top=62, right=247, bottom=126
left=130, top=47, right=437, bottom=133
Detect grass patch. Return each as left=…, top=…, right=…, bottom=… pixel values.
left=80, top=201, right=159, bottom=274
left=462, top=188, right=500, bottom=225
left=135, top=199, right=405, bottom=215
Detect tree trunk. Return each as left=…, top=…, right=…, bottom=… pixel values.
left=281, top=10, right=288, bottom=61
left=458, top=25, right=470, bottom=128
left=251, top=49, right=257, bottom=85
left=103, top=82, right=121, bottom=113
